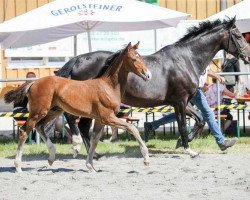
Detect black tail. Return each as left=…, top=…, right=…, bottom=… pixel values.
left=4, top=81, right=32, bottom=105
left=55, top=57, right=78, bottom=78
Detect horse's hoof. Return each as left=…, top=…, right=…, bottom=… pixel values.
left=190, top=153, right=199, bottom=158
left=175, top=138, right=183, bottom=149
left=48, top=159, right=54, bottom=166
left=86, top=163, right=97, bottom=173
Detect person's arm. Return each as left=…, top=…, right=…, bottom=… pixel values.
left=223, top=88, right=235, bottom=98
left=208, top=70, right=225, bottom=83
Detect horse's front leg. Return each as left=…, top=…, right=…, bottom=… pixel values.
left=174, top=102, right=199, bottom=158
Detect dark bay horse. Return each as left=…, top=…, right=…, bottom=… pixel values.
left=5, top=43, right=152, bottom=172
left=56, top=18, right=250, bottom=157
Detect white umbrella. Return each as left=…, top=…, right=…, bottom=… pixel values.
left=208, top=0, right=250, bottom=33
left=0, top=0, right=189, bottom=51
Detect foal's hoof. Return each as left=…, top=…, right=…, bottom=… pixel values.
left=86, top=163, right=97, bottom=173
left=14, top=161, right=22, bottom=173
left=48, top=159, right=54, bottom=166
left=144, top=160, right=150, bottom=166
left=15, top=167, right=23, bottom=173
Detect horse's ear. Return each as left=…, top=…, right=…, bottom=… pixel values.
left=133, top=41, right=140, bottom=50
left=225, top=16, right=236, bottom=30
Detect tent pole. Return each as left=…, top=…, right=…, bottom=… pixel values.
left=74, top=35, right=77, bottom=56
left=154, top=29, right=157, bottom=52
left=87, top=30, right=92, bottom=52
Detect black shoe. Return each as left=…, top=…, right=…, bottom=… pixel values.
left=218, top=137, right=238, bottom=151
left=144, top=122, right=154, bottom=142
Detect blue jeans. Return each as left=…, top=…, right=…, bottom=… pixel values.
left=150, top=89, right=225, bottom=144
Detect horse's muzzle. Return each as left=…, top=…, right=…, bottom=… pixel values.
left=142, top=69, right=152, bottom=81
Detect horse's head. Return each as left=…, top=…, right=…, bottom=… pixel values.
left=122, top=42, right=151, bottom=81
left=221, top=17, right=250, bottom=61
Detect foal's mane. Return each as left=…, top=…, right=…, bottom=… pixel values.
left=175, top=18, right=233, bottom=45
left=95, top=49, right=122, bottom=78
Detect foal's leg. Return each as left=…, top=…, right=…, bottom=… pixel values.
left=64, top=113, right=83, bottom=157
left=174, top=103, right=198, bottom=158
left=15, top=114, right=45, bottom=172
left=86, top=115, right=149, bottom=172
left=86, top=122, right=105, bottom=172
left=35, top=110, right=63, bottom=166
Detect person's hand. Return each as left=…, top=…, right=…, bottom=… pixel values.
left=217, top=75, right=225, bottom=83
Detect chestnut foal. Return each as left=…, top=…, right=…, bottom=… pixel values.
left=5, top=42, right=152, bottom=172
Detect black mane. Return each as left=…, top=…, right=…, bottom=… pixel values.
left=176, top=19, right=231, bottom=44
left=95, top=49, right=122, bottom=78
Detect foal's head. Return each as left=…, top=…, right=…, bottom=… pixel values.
left=122, top=42, right=152, bottom=81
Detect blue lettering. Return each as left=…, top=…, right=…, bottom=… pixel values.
left=103, top=5, right=110, bottom=10
left=58, top=9, right=64, bottom=15
left=93, top=4, right=98, bottom=9
left=116, top=6, right=122, bottom=11
left=82, top=4, right=87, bottom=9
left=51, top=10, right=58, bottom=16
left=109, top=5, right=115, bottom=11
left=63, top=8, right=70, bottom=14
left=70, top=6, right=77, bottom=11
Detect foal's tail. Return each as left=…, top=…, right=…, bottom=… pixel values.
left=55, top=57, right=78, bottom=78
left=4, top=81, right=33, bottom=105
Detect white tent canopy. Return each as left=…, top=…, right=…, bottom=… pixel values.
left=0, top=0, right=189, bottom=50
left=208, top=0, right=250, bottom=33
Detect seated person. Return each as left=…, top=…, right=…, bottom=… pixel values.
left=45, top=116, right=72, bottom=144
left=205, top=78, right=235, bottom=131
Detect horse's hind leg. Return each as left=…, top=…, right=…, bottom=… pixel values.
left=36, top=109, right=63, bottom=166
left=176, top=103, right=205, bottom=149
left=174, top=102, right=199, bottom=158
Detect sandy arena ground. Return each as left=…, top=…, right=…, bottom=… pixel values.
left=0, top=153, right=249, bottom=200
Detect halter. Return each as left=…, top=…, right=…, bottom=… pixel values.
left=227, top=28, right=250, bottom=64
